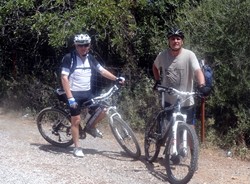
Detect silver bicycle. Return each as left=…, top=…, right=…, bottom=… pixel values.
left=37, top=84, right=141, bottom=159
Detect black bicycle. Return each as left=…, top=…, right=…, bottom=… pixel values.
left=144, top=85, right=199, bottom=184
left=37, top=84, right=141, bottom=159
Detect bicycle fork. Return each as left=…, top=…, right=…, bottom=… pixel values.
left=107, top=106, right=129, bottom=140
left=107, top=106, right=121, bottom=124
left=171, top=112, right=187, bottom=156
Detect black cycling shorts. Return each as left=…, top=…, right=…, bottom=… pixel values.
left=70, top=90, right=92, bottom=116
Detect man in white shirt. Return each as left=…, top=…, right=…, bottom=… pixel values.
left=61, top=33, right=124, bottom=157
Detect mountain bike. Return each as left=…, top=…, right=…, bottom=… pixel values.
left=144, top=85, right=199, bottom=184
left=37, top=83, right=141, bottom=159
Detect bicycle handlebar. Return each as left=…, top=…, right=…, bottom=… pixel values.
left=92, top=85, right=119, bottom=102
left=156, top=85, right=201, bottom=110
left=157, top=85, right=197, bottom=97
left=83, top=84, right=121, bottom=106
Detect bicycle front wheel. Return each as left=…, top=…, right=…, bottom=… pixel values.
left=36, top=107, right=73, bottom=148
left=165, top=122, right=199, bottom=184
left=110, top=116, right=141, bottom=159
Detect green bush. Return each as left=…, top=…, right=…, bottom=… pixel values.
left=0, top=75, right=57, bottom=112
left=118, top=72, right=160, bottom=131
left=178, top=0, right=250, bottom=149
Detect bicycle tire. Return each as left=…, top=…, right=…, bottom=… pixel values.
left=110, top=116, right=141, bottom=159
left=144, top=117, right=161, bottom=162
left=165, top=122, right=199, bottom=184
left=37, top=107, right=73, bottom=148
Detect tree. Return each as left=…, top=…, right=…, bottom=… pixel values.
left=177, top=0, right=250, bottom=148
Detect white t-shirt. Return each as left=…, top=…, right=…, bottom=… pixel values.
left=61, top=53, right=104, bottom=91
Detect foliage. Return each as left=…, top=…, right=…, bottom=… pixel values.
left=118, top=72, right=160, bottom=131
left=177, top=0, right=250, bottom=148
left=0, top=75, right=57, bottom=112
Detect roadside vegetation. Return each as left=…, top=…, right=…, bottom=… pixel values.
left=0, top=0, right=249, bottom=159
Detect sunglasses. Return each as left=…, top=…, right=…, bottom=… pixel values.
left=77, top=44, right=90, bottom=47
left=169, top=36, right=182, bottom=41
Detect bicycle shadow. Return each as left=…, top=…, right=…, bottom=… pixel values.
left=31, top=143, right=139, bottom=162
left=139, top=155, right=168, bottom=182
left=31, top=143, right=73, bottom=155
left=32, top=143, right=169, bottom=181
left=98, top=150, right=140, bottom=162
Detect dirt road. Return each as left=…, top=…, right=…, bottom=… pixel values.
left=0, top=110, right=249, bottom=184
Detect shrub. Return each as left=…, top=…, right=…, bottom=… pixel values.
left=118, top=73, right=160, bottom=131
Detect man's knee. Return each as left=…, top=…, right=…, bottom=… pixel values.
left=71, top=115, right=81, bottom=126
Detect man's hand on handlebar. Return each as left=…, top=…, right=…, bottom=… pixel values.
left=153, top=80, right=161, bottom=91
left=198, top=85, right=212, bottom=97
left=116, top=77, right=125, bottom=85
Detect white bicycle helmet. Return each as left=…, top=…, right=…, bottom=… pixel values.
left=74, top=34, right=91, bottom=44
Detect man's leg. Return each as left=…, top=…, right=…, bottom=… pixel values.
left=71, top=115, right=81, bottom=147
left=86, top=109, right=106, bottom=138
left=71, top=115, right=84, bottom=157
left=92, top=110, right=106, bottom=128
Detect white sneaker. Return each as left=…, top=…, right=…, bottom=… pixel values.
left=73, top=147, right=84, bottom=157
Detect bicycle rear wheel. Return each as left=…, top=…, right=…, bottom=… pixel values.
left=110, top=116, right=141, bottom=159
left=37, top=107, right=73, bottom=148
left=165, top=122, right=199, bottom=184
left=144, top=117, right=161, bottom=162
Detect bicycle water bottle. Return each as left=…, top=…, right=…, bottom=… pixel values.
left=84, top=112, right=91, bottom=123
left=85, top=107, right=103, bottom=129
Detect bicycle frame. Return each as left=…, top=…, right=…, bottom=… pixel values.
left=158, top=86, right=196, bottom=157
left=82, top=85, right=121, bottom=126
left=56, top=84, right=122, bottom=138
left=82, top=84, right=141, bottom=158
left=106, top=106, right=121, bottom=122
